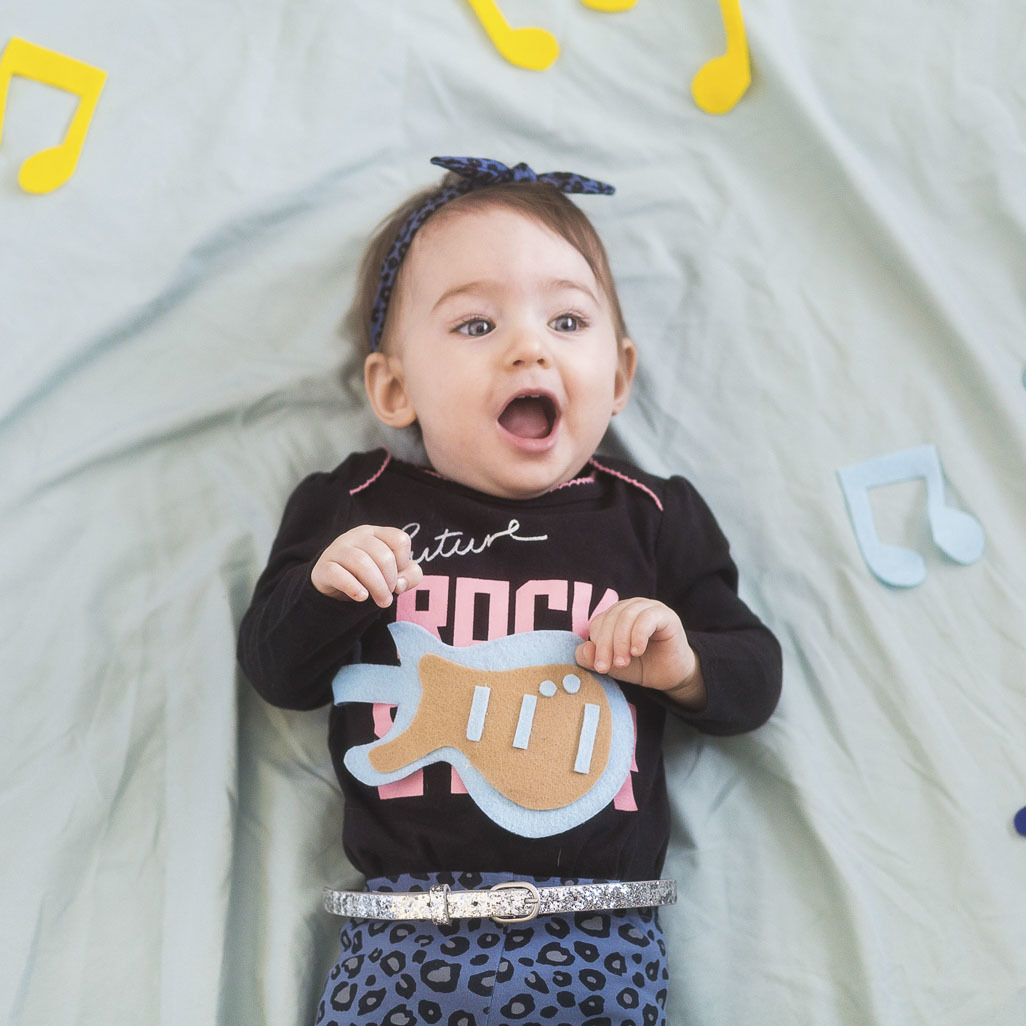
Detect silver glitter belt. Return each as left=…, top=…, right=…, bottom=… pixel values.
left=323, top=879, right=677, bottom=926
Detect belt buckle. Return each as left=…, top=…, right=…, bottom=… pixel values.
left=489, top=880, right=541, bottom=924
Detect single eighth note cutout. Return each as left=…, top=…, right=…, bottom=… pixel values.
left=691, top=0, right=751, bottom=114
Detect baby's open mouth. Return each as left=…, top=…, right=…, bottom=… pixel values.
left=498, top=394, right=558, bottom=440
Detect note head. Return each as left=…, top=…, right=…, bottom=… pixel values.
left=1014, top=806, right=1026, bottom=838
left=929, top=507, right=985, bottom=567
left=691, top=55, right=751, bottom=115
left=17, top=143, right=78, bottom=194
left=501, top=27, right=560, bottom=71
left=863, top=543, right=927, bottom=589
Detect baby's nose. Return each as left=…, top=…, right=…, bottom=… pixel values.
left=507, top=329, right=551, bottom=366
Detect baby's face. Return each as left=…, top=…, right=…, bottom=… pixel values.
left=381, top=205, right=634, bottom=499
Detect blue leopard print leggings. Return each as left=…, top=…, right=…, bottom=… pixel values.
left=314, top=872, right=669, bottom=1026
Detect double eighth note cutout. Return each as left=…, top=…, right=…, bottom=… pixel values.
left=0, top=37, right=106, bottom=193
left=466, top=0, right=751, bottom=114
left=838, top=444, right=985, bottom=588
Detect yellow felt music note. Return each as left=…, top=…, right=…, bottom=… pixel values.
left=0, top=37, right=107, bottom=193
left=580, top=0, right=638, bottom=11
left=691, top=0, right=751, bottom=114
left=465, top=0, right=560, bottom=71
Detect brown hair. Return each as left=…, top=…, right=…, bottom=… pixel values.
left=351, top=172, right=630, bottom=356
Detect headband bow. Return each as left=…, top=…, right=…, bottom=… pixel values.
left=368, top=156, right=615, bottom=352
left=429, top=156, right=616, bottom=195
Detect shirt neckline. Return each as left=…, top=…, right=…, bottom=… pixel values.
left=387, top=454, right=604, bottom=509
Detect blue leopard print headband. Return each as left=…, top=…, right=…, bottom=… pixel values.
left=368, top=156, right=615, bottom=353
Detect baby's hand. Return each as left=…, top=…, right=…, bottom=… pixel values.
left=311, top=525, right=422, bottom=607
left=575, top=598, right=706, bottom=708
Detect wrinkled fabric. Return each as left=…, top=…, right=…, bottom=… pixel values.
left=2, top=1, right=1025, bottom=1024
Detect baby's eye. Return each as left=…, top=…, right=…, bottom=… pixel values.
left=456, top=317, right=494, bottom=337
left=550, top=313, right=587, bottom=333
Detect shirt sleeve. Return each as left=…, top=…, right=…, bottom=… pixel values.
left=236, top=462, right=382, bottom=710
left=655, top=477, right=782, bottom=735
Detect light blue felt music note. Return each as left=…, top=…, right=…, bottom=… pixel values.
left=837, top=444, right=985, bottom=588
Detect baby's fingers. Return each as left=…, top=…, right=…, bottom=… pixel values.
left=397, top=558, right=424, bottom=595
left=625, top=602, right=671, bottom=658
left=371, top=527, right=423, bottom=595
left=313, top=527, right=411, bottom=605
left=372, top=526, right=415, bottom=569
left=584, top=600, right=643, bottom=674
left=341, top=540, right=402, bottom=606
left=313, top=559, right=378, bottom=603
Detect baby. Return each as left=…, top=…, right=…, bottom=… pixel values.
left=238, top=156, right=782, bottom=1026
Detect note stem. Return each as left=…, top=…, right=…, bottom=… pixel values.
left=720, top=0, right=749, bottom=60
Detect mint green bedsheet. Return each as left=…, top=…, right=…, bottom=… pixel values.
left=2, top=2, right=1024, bottom=1023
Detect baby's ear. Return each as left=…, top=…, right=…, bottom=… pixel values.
left=612, top=338, right=637, bottom=414
left=365, top=353, right=417, bottom=428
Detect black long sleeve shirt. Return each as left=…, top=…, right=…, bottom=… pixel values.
left=238, top=449, right=781, bottom=880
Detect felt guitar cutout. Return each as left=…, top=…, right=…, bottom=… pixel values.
left=333, top=622, right=635, bottom=837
